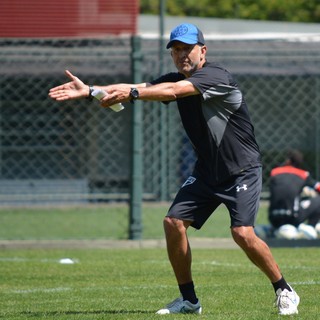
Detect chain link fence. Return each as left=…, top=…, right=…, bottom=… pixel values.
left=0, top=37, right=319, bottom=205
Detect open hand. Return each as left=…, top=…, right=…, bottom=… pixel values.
left=49, top=70, right=89, bottom=101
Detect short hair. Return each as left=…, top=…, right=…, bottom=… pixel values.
left=287, top=149, right=304, bottom=168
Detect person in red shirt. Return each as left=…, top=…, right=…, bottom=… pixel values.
left=269, top=149, right=320, bottom=229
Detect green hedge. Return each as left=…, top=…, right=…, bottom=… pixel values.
left=140, top=0, right=320, bottom=23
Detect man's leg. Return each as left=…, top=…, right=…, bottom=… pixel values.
left=231, top=226, right=281, bottom=281
left=156, top=217, right=202, bottom=314
left=231, top=226, right=300, bottom=315
left=163, top=217, right=193, bottom=284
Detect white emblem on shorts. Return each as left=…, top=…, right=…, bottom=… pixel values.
left=300, top=199, right=311, bottom=209
left=182, top=176, right=196, bottom=188
left=236, top=184, right=248, bottom=192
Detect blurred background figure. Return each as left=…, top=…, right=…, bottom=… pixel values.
left=268, top=150, right=320, bottom=240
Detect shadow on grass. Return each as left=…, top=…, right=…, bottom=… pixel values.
left=21, top=309, right=154, bottom=316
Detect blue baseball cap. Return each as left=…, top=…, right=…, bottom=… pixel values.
left=166, top=23, right=205, bottom=49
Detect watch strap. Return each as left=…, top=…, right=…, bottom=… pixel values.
left=86, top=86, right=94, bottom=101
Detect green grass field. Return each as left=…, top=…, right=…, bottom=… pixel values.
left=0, top=203, right=319, bottom=319
left=0, top=202, right=269, bottom=240
left=1, top=248, right=319, bottom=319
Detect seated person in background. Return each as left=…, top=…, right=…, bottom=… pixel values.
left=268, top=150, right=320, bottom=237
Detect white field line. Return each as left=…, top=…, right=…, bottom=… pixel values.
left=7, top=280, right=319, bottom=295
left=2, top=255, right=320, bottom=271
left=0, top=257, right=55, bottom=262
left=3, top=257, right=319, bottom=272
left=12, top=287, right=72, bottom=294
left=195, top=260, right=320, bottom=271
left=0, top=257, right=79, bottom=263
left=9, top=285, right=173, bottom=295
left=291, top=280, right=320, bottom=285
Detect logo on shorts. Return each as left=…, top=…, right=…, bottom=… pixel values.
left=236, top=184, right=248, bottom=192
left=182, top=176, right=196, bottom=188
left=300, top=199, right=311, bottom=209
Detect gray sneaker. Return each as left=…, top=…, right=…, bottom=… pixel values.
left=156, top=297, right=202, bottom=315
left=275, top=285, right=300, bottom=315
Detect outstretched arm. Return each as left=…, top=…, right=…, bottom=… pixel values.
left=99, top=80, right=199, bottom=108
left=49, top=70, right=199, bottom=108
left=48, top=70, right=147, bottom=103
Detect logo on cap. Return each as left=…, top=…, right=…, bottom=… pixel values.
left=172, top=25, right=189, bottom=38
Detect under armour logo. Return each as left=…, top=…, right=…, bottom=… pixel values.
left=181, top=176, right=196, bottom=188
left=236, top=184, right=248, bottom=192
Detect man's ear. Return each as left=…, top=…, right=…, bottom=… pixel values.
left=200, top=45, right=207, bottom=60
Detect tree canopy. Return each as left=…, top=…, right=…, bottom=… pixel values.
left=140, top=0, right=320, bottom=23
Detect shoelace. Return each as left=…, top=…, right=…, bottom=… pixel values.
left=166, top=297, right=183, bottom=308
left=275, top=291, right=292, bottom=309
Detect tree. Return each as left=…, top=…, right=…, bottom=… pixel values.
left=139, top=0, right=320, bottom=23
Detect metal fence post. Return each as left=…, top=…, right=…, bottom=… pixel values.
left=316, top=77, right=320, bottom=180
left=129, top=35, right=143, bottom=240
left=159, top=0, right=169, bottom=201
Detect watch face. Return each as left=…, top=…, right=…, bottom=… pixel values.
left=131, top=88, right=139, bottom=99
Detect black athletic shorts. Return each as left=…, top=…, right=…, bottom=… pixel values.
left=167, top=166, right=262, bottom=229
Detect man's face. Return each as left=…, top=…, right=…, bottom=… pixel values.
left=170, top=42, right=206, bottom=77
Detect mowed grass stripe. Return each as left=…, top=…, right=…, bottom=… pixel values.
left=0, top=248, right=319, bottom=319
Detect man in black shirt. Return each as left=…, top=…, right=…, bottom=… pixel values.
left=269, top=149, right=320, bottom=230
left=49, top=23, right=299, bottom=316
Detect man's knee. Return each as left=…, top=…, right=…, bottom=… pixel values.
left=163, top=216, right=191, bottom=234
left=231, top=226, right=256, bottom=250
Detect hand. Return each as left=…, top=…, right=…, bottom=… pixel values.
left=48, top=70, right=89, bottom=101
left=99, top=85, right=131, bottom=108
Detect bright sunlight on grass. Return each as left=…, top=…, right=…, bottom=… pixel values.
left=0, top=247, right=319, bottom=319
left=0, top=203, right=318, bottom=319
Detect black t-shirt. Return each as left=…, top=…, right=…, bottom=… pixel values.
left=151, top=62, right=262, bottom=185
